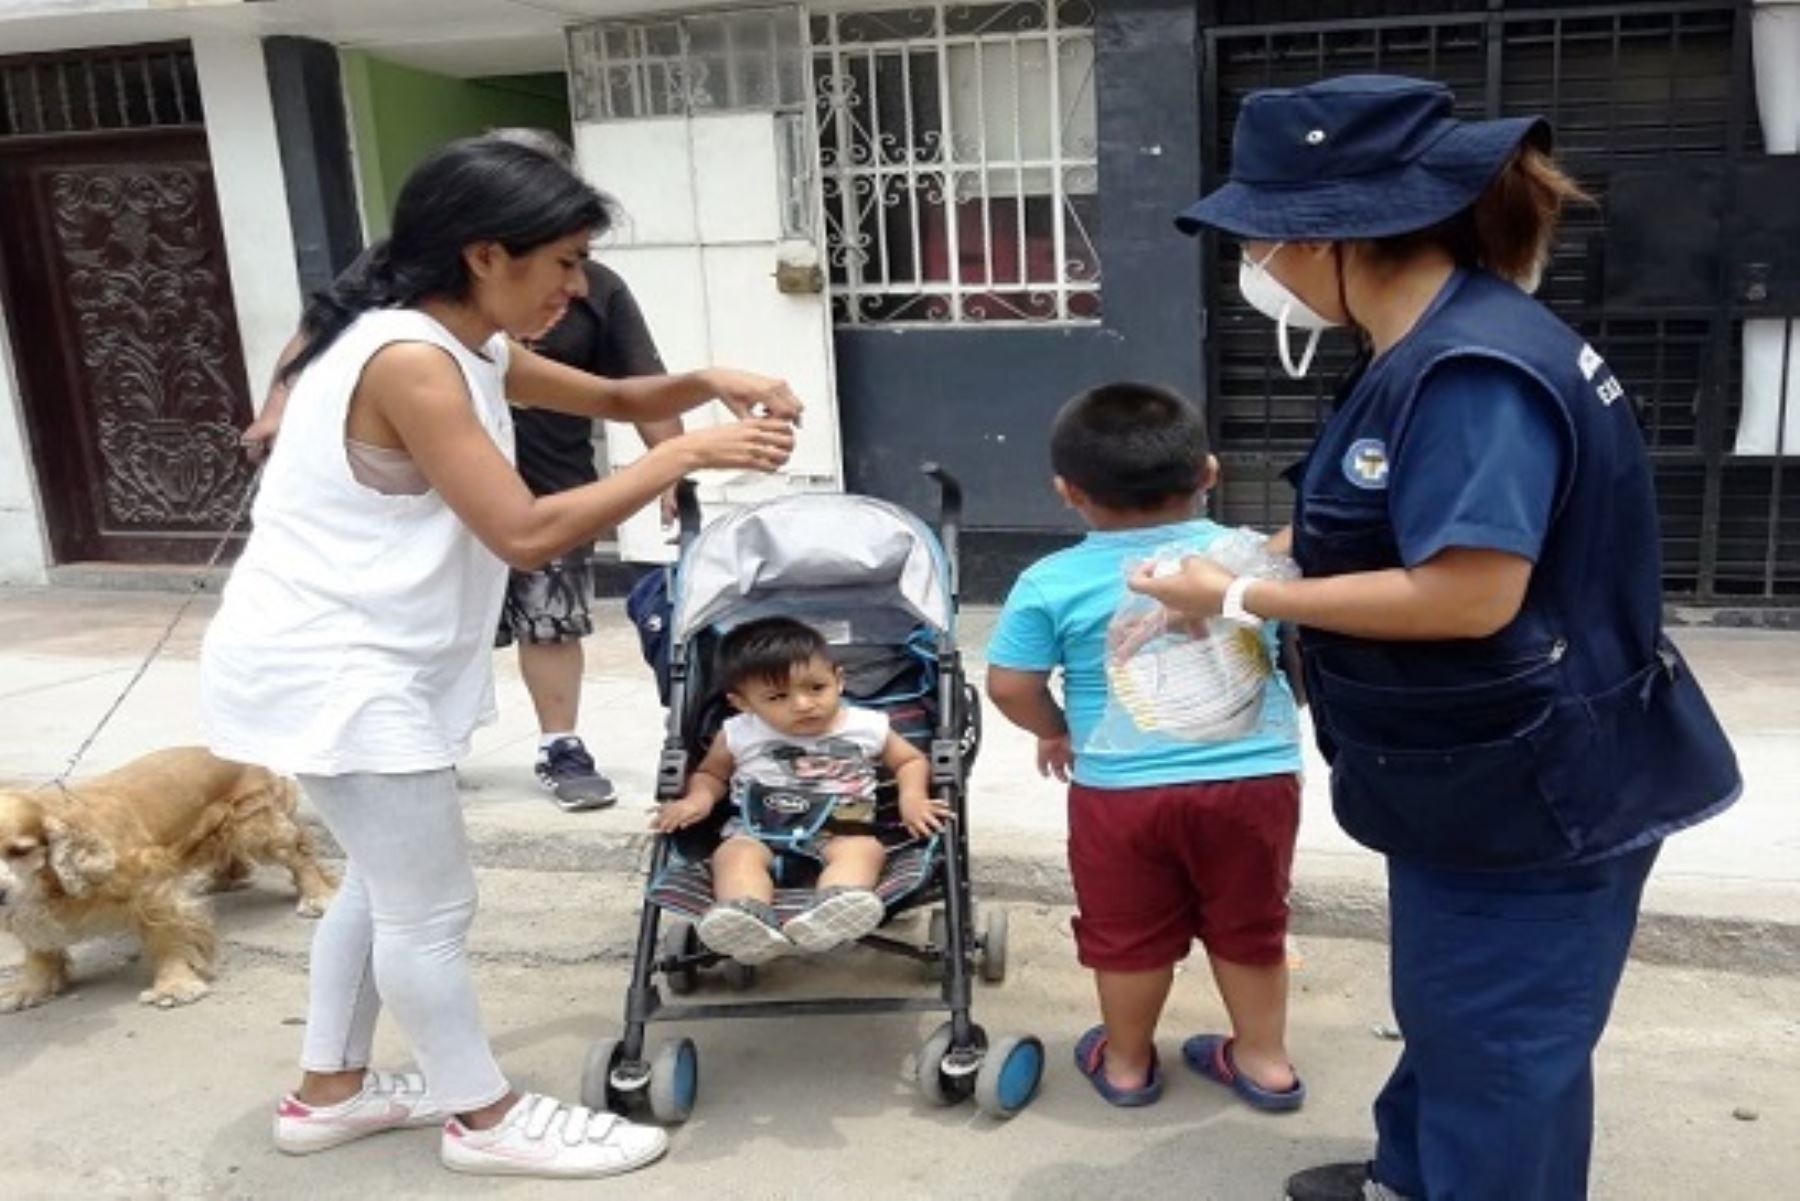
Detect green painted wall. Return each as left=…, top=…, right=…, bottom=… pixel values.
left=341, top=52, right=572, bottom=238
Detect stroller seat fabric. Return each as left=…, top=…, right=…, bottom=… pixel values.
left=648, top=840, right=938, bottom=925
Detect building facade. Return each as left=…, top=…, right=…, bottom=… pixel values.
left=0, top=0, right=1792, bottom=603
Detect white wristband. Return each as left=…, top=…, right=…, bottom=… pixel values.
left=1221, top=576, right=1262, bottom=627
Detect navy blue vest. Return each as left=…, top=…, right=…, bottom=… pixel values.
left=1291, top=269, right=1740, bottom=870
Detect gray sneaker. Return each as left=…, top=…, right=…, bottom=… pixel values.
left=697, top=898, right=794, bottom=965
left=782, top=887, right=885, bottom=953
left=535, top=737, right=617, bottom=812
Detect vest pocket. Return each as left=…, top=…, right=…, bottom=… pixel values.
left=1530, top=654, right=1682, bottom=850
left=1296, top=495, right=1401, bottom=576
left=1315, top=647, right=1584, bottom=868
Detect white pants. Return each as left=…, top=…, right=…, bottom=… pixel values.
left=297, top=770, right=509, bottom=1113
left=1739, top=4, right=1800, bottom=456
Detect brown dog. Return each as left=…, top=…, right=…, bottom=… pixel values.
left=0, top=748, right=335, bottom=1011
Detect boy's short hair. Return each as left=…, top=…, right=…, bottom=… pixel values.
left=718, top=617, right=832, bottom=692
left=1050, top=382, right=1210, bottom=512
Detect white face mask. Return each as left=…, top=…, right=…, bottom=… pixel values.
left=1238, top=243, right=1339, bottom=379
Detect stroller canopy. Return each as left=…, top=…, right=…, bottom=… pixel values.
left=672, top=494, right=953, bottom=641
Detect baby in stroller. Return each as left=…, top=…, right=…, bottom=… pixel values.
left=649, top=616, right=952, bottom=964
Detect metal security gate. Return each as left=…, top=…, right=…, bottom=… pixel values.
left=1200, top=1, right=1799, bottom=603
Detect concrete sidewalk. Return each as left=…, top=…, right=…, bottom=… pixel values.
left=9, top=865, right=1800, bottom=1200
left=3, top=586, right=1797, bottom=973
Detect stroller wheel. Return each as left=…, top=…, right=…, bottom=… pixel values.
left=974, top=1034, right=1044, bottom=1119
left=980, top=908, right=1009, bottom=984
left=663, top=922, right=700, bottom=996
left=722, top=958, right=758, bottom=990
left=647, top=1038, right=699, bottom=1124
left=580, top=1037, right=626, bottom=1113
left=915, top=1021, right=984, bottom=1106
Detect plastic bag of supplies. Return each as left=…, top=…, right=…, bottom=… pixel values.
left=1089, top=528, right=1299, bottom=750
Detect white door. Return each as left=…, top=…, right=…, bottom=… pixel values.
left=568, top=8, right=842, bottom=563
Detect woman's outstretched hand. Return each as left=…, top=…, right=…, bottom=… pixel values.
left=1127, top=555, right=1238, bottom=619
left=673, top=416, right=796, bottom=474
left=701, top=368, right=805, bottom=425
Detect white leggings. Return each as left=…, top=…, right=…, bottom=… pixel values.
left=297, top=770, right=509, bottom=1113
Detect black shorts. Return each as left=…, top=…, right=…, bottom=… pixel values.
left=494, top=549, right=595, bottom=647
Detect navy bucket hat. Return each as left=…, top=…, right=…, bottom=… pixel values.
left=1177, top=75, right=1549, bottom=241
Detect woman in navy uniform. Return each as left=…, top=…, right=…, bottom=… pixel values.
left=1136, top=76, right=1741, bottom=1201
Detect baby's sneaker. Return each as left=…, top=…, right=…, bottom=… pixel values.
left=697, top=898, right=793, bottom=965
left=440, top=1094, right=668, bottom=1178
left=783, top=886, right=885, bottom=953
left=274, top=1070, right=442, bottom=1155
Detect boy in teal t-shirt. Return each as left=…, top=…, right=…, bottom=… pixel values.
left=986, top=382, right=1306, bottom=1111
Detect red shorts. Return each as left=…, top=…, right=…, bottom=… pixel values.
left=1067, top=774, right=1301, bottom=971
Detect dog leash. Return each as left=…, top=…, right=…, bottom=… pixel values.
left=51, top=463, right=264, bottom=791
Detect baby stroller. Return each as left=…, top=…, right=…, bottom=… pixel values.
left=581, top=467, right=1045, bottom=1124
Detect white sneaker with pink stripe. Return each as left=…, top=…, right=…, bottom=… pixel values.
left=440, top=1093, right=668, bottom=1178
left=273, top=1070, right=443, bottom=1155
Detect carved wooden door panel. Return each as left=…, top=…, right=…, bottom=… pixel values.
left=0, top=131, right=254, bottom=564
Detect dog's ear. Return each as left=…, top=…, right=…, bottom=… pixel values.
left=42, top=815, right=117, bottom=897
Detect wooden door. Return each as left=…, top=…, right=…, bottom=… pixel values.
left=0, top=129, right=255, bottom=564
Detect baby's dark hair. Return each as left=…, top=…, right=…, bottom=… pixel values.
left=718, top=617, right=832, bottom=692
left=1050, top=382, right=1210, bottom=512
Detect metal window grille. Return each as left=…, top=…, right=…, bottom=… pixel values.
left=0, top=45, right=203, bottom=139
left=812, top=0, right=1100, bottom=325
left=569, top=9, right=809, bottom=122
left=1202, top=3, right=1797, bottom=602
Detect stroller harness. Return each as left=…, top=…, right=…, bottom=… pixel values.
left=729, top=718, right=884, bottom=855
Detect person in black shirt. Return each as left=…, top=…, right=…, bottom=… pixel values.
left=244, top=127, right=680, bottom=812
left=496, top=250, right=679, bottom=810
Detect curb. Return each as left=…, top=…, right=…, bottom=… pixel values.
left=301, top=818, right=1800, bottom=978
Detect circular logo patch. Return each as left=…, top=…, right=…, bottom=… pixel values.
left=1342, top=438, right=1390, bottom=490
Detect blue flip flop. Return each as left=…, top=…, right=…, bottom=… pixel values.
left=1073, top=1025, right=1163, bottom=1107
left=1181, top=1034, right=1306, bottom=1113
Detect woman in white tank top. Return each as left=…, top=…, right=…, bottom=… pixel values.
left=200, top=136, right=798, bottom=1179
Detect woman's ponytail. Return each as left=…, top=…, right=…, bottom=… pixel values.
left=279, top=240, right=403, bottom=385
left=1468, top=143, right=1591, bottom=285
left=1364, top=141, right=1591, bottom=288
